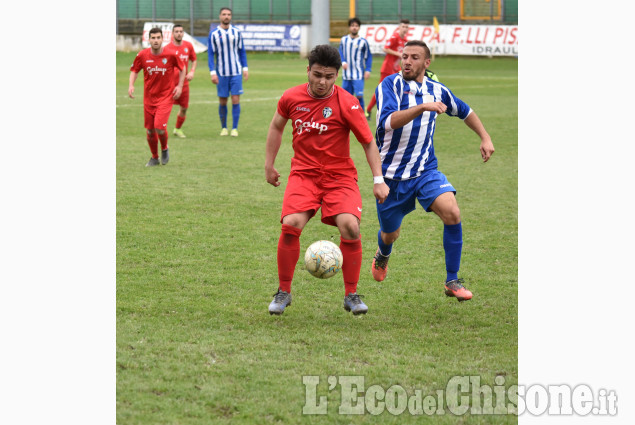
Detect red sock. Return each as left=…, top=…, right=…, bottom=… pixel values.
left=158, top=132, right=168, bottom=151
left=277, top=224, right=302, bottom=293
left=340, top=237, right=362, bottom=296
left=146, top=131, right=159, bottom=158
left=366, top=94, right=376, bottom=113
left=176, top=115, right=186, bottom=129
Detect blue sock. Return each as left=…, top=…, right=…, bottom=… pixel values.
left=358, top=97, right=365, bottom=110
left=219, top=104, right=228, bottom=128
left=377, top=230, right=392, bottom=256
left=232, top=103, right=241, bottom=129
left=443, top=222, right=462, bottom=282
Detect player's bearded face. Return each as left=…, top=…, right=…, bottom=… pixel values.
left=173, top=28, right=184, bottom=42
left=220, top=11, right=232, bottom=25
left=307, top=65, right=338, bottom=97
left=401, top=46, right=430, bottom=81
left=149, top=33, right=163, bottom=50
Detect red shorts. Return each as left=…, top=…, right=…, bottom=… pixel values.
left=281, top=171, right=362, bottom=226
left=173, top=84, right=189, bottom=108
left=143, top=102, right=173, bottom=130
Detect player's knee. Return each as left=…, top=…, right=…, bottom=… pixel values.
left=155, top=129, right=166, bottom=135
left=382, top=229, right=400, bottom=245
left=338, top=219, right=360, bottom=240
left=146, top=129, right=155, bottom=135
left=442, top=206, right=461, bottom=225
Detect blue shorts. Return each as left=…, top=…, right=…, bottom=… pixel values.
left=375, top=170, right=456, bottom=233
left=342, top=79, right=365, bottom=97
left=217, top=75, right=244, bottom=97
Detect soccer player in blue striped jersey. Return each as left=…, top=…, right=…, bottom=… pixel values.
left=208, top=7, right=249, bottom=137
left=371, top=40, right=495, bottom=302
left=338, top=18, right=372, bottom=119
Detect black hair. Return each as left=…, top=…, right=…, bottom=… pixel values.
left=404, top=40, right=431, bottom=59
left=348, top=17, right=361, bottom=26
left=308, top=44, right=342, bottom=71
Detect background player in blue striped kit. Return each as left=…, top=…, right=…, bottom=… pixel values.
left=371, top=40, right=495, bottom=301
left=338, top=18, right=372, bottom=119
left=208, top=7, right=249, bottom=137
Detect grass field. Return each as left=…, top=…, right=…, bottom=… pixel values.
left=116, top=50, right=517, bottom=424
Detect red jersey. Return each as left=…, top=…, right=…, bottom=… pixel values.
left=130, top=48, right=183, bottom=106
left=379, top=32, right=407, bottom=74
left=277, top=84, right=373, bottom=178
left=163, top=41, right=197, bottom=87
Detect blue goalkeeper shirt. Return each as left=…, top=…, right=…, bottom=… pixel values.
left=375, top=73, right=472, bottom=180
left=338, top=35, right=372, bottom=80
left=208, top=25, right=248, bottom=77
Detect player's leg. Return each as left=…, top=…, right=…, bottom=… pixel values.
left=269, top=174, right=321, bottom=315
left=353, top=80, right=366, bottom=114
left=154, top=103, right=172, bottom=165
left=322, top=179, right=367, bottom=314
left=144, top=106, right=160, bottom=166
left=424, top=176, right=472, bottom=301
left=371, top=179, right=413, bottom=281
left=173, top=85, right=189, bottom=138
left=229, top=75, right=244, bottom=136
left=217, top=76, right=230, bottom=135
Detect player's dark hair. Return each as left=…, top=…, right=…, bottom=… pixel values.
left=149, top=27, right=163, bottom=37
left=173, top=24, right=183, bottom=30
left=308, top=44, right=342, bottom=71
left=400, top=19, right=410, bottom=25
left=348, top=17, right=361, bottom=26
left=220, top=7, right=232, bottom=14
left=405, top=40, right=431, bottom=59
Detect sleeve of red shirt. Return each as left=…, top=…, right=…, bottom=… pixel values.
left=340, top=91, right=372, bottom=145
left=276, top=91, right=290, bottom=119
left=189, top=42, right=197, bottom=61
left=130, top=52, right=143, bottom=73
left=173, top=55, right=184, bottom=71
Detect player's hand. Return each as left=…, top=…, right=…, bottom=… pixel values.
left=186, top=71, right=195, bottom=81
left=211, top=74, right=219, bottom=84
left=173, top=86, right=182, bottom=100
left=342, top=63, right=348, bottom=70
left=128, top=87, right=135, bottom=99
left=422, top=101, right=446, bottom=114
left=373, top=182, right=390, bottom=204
left=480, top=138, right=495, bottom=162
left=265, top=166, right=281, bottom=187
left=243, top=69, right=249, bottom=82
left=364, top=71, right=371, bottom=80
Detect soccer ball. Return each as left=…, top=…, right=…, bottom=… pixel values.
left=304, top=240, right=343, bottom=279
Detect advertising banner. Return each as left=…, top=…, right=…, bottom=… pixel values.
left=360, top=24, right=518, bottom=56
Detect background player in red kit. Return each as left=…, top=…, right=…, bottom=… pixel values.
left=163, top=24, right=197, bottom=139
left=365, top=19, right=409, bottom=116
left=129, top=27, right=185, bottom=166
left=265, top=44, right=390, bottom=316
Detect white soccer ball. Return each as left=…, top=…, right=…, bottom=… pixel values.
left=304, top=240, right=343, bottom=279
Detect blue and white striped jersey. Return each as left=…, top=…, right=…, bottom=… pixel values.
left=375, top=73, right=472, bottom=180
left=208, top=25, right=248, bottom=77
left=338, top=35, right=372, bottom=80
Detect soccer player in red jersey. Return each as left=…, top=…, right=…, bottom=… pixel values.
left=163, top=24, right=197, bottom=139
left=265, top=45, right=390, bottom=316
left=365, top=19, right=410, bottom=116
left=128, top=27, right=185, bottom=166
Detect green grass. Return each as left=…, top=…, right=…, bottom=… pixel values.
left=117, top=51, right=517, bottom=424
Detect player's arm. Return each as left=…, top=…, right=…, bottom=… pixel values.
left=363, top=41, right=372, bottom=79
left=464, top=111, right=495, bottom=162
left=187, top=58, right=197, bottom=81
left=128, top=71, right=139, bottom=99
left=173, top=60, right=186, bottom=99
left=361, top=141, right=390, bottom=204
left=387, top=102, right=447, bottom=130
left=208, top=35, right=219, bottom=84
left=339, top=41, right=348, bottom=70
left=238, top=34, right=249, bottom=81
left=265, top=111, right=288, bottom=187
